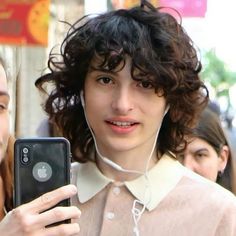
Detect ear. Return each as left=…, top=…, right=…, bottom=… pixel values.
left=218, top=145, right=229, bottom=172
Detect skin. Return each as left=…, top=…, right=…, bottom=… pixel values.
left=182, top=137, right=229, bottom=181
left=0, top=64, right=9, bottom=164
left=0, top=64, right=81, bottom=235
left=0, top=64, right=10, bottom=219
left=0, top=185, right=80, bottom=236
left=84, top=57, right=167, bottom=181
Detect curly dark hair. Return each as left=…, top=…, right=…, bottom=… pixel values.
left=35, top=1, right=208, bottom=163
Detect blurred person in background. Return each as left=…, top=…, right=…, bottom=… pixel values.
left=180, top=107, right=236, bottom=194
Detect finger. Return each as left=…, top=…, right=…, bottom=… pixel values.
left=37, top=206, right=81, bottom=227
left=9, top=205, right=81, bottom=233
left=38, top=223, right=80, bottom=236
left=19, top=184, right=77, bottom=214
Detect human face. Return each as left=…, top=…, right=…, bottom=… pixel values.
left=84, top=57, right=167, bottom=157
left=181, top=137, right=228, bottom=181
left=0, top=64, right=10, bottom=163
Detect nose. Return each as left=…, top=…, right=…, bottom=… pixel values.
left=111, top=88, right=134, bottom=115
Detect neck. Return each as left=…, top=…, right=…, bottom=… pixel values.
left=95, top=145, right=158, bottom=182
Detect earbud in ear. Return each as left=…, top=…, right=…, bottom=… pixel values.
left=164, top=104, right=170, bottom=116
left=80, top=90, right=85, bottom=107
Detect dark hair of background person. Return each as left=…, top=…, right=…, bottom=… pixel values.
left=35, top=1, right=209, bottom=162
left=192, top=107, right=236, bottom=194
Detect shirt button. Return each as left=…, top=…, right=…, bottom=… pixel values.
left=113, top=186, right=121, bottom=195
left=106, top=212, right=115, bottom=220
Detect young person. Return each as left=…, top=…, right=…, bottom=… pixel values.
left=181, top=107, right=236, bottom=194
left=35, top=1, right=236, bottom=235
left=0, top=58, right=80, bottom=235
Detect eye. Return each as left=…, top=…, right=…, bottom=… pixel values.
left=138, top=80, right=154, bottom=89
left=195, top=152, right=207, bottom=159
left=0, top=96, right=9, bottom=112
left=97, top=76, right=113, bottom=85
left=0, top=104, right=7, bottom=112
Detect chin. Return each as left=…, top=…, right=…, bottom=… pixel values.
left=111, top=142, right=139, bottom=152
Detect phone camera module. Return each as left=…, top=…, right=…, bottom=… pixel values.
left=21, top=146, right=30, bottom=164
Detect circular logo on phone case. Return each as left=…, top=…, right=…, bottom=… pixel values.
left=32, top=162, right=52, bottom=182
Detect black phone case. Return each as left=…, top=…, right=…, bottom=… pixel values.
left=14, top=137, right=71, bottom=208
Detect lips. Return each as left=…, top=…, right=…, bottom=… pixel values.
left=105, top=119, right=139, bottom=134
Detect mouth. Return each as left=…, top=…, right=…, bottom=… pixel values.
left=107, top=120, right=137, bottom=128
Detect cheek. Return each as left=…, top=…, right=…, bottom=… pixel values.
left=0, top=114, right=10, bottom=137
left=0, top=115, right=10, bottom=160
left=143, top=99, right=166, bottom=123
left=85, top=98, right=106, bottom=131
left=201, top=158, right=219, bottom=181
left=145, top=110, right=165, bottom=133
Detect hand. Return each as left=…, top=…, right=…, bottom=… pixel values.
left=0, top=184, right=80, bottom=236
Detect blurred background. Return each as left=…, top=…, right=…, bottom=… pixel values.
left=0, top=0, right=236, bottom=152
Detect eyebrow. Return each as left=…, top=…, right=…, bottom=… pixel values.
left=194, top=148, right=208, bottom=153
left=196, top=148, right=208, bottom=152
left=89, top=67, right=117, bottom=75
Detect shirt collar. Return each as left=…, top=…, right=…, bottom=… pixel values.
left=76, top=153, right=185, bottom=211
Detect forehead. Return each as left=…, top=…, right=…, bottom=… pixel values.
left=187, top=137, right=212, bottom=150
left=89, top=54, right=135, bottom=73
left=0, top=64, right=8, bottom=91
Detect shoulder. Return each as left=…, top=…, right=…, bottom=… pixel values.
left=179, top=166, right=236, bottom=206
left=169, top=166, right=236, bottom=232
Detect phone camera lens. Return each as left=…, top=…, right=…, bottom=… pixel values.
left=23, top=147, right=29, bottom=154
left=22, top=156, right=29, bottom=163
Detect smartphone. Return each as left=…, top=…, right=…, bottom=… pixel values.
left=14, top=137, right=71, bottom=210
